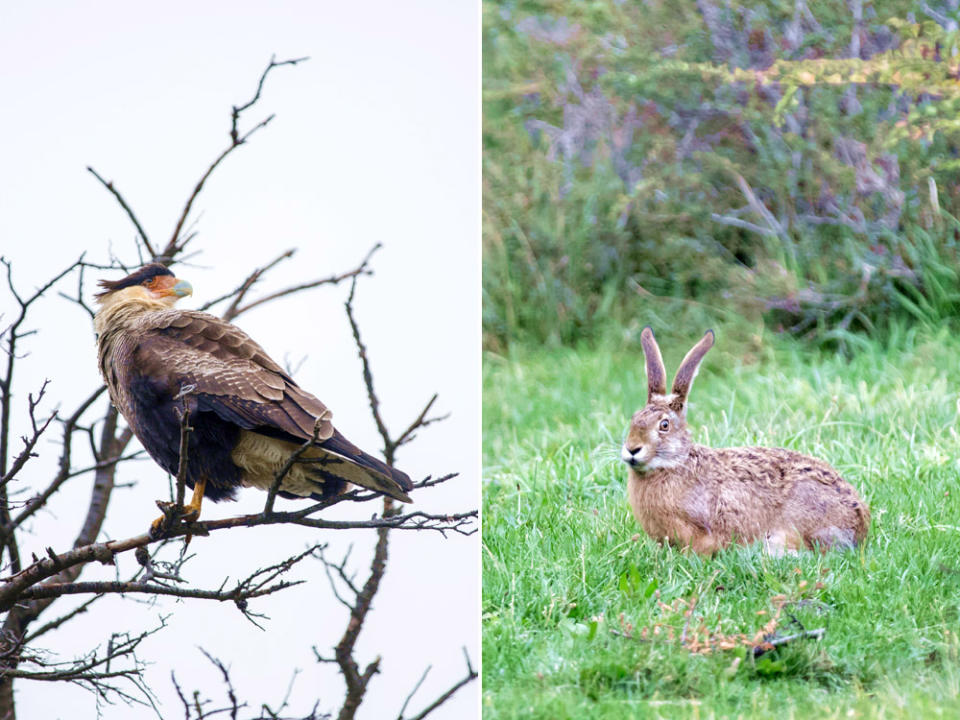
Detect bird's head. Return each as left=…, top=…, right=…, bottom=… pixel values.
left=95, top=263, right=193, bottom=310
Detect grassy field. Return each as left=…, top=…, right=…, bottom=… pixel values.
left=482, top=326, right=960, bottom=718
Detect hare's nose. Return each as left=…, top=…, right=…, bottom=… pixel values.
left=621, top=445, right=641, bottom=466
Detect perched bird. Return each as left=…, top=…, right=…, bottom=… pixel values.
left=94, top=263, right=413, bottom=526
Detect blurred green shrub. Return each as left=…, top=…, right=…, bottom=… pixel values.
left=483, top=0, right=960, bottom=350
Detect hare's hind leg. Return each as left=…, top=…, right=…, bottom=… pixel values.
left=808, top=526, right=856, bottom=551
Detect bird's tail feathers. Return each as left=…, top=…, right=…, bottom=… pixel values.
left=316, top=432, right=413, bottom=503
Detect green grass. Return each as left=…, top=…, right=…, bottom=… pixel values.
left=482, top=327, right=960, bottom=718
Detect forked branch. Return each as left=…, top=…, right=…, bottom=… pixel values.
left=165, top=55, right=309, bottom=259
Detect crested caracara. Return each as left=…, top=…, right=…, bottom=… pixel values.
left=93, top=263, right=413, bottom=524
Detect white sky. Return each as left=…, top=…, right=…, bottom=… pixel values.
left=0, top=2, right=478, bottom=718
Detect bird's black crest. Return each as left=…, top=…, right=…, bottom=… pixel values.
left=96, top=263, right=173, bottom=298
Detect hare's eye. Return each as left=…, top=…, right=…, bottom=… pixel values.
left=658, top=418, right=669, bottom=432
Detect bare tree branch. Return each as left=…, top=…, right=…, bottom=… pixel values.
left=331, top=500, right=390, bottom=720
left=5, top=387, right=113, bottom=536
left=5, top=617, right=167, bottom=715
left=198, top=648, right=242, bottom=719
left=396, top=665, right=432, bottom=720
left=198, top=249, right=295, bottom=315
left=225, top=244, right=379, bottom=323
left=401, top=647, right=477, bottom=720
left=85, top=167, right=156, bottom=258
left=152, top=384, right=198, bottom=537
left=1, top=255, right=87, bottom=578
left=0, top=381, right=56, bottom=487
left=175, top=650, right=328, bottom=720
left=0, top=499, right=474, bottom=611
left=394, top=394, right=450, bottom=450
left=22, top=596, right=102, bottom=645
left=165, top=55, right=309, bottom=258
left=311, top=271, right=471, bottom=720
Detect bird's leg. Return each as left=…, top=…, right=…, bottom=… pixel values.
left=182, top=477, right=206, bottom=521
left=150, top=478, right=206, bottom=537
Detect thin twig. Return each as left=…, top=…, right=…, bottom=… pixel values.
left=226, top=262, right=376, bottom=322
left=166, top=55, right=309, bottom=255
left=85, top=168, right=156, bottom=257
left=22, top=595, right=102, bottom=644
left=264, top=418, right=325, bottom=515
left=396, top=666, right=431, bottom=720
left=403, top=648, right=477, bottom=720
left=198, top=249, right=295, bottom=315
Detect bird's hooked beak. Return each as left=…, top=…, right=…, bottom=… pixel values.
left=171, top=279, right=193, bottom=298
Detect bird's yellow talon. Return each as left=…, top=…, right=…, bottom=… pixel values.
left=149, top=479, right=205, bottom=538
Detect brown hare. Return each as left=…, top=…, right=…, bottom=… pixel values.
left=622, top=327, right=869, bottom=555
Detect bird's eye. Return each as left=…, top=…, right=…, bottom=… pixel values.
left=658, top=418, right=669, bottom=432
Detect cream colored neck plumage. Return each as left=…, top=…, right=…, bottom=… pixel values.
left=94, top=286, right=175, bottom=336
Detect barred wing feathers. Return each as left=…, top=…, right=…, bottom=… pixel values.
left=111, top=309, right=412, bottom=503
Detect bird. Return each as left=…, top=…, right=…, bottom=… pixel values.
left=93, top=263, right=413, bottom=528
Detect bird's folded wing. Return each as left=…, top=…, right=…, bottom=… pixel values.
left=131, top=310, right=335, bottom=442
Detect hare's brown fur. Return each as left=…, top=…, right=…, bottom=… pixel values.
left=623, top=328, right=869, bottom=554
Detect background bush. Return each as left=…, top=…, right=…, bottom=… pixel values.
left=483, top=0, right=960, bottom=350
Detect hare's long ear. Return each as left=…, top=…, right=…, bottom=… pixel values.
left=670, top=330, right=714, bottom=414
left=640, top=326, right=667, bottom=401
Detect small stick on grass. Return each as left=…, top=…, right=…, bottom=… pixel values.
left=753, top=627, right=826, bottom=657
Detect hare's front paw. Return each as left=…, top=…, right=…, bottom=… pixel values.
left=762, top=529, right=804, bottom=556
